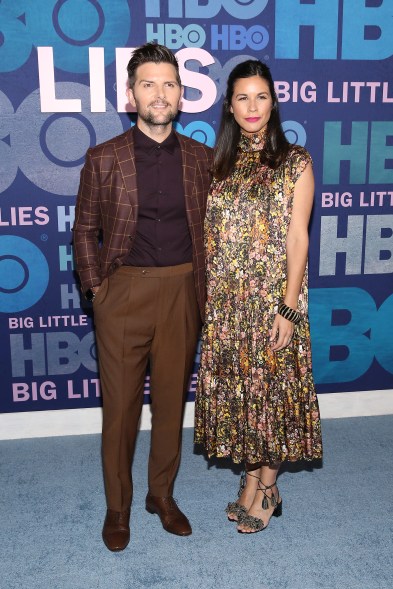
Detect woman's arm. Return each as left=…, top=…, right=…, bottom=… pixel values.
left=270, top=162, right=314, bottom=351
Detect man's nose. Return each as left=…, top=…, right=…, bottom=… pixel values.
left=156, top=85, right=166, bottom=99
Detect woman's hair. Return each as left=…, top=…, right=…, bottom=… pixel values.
left=213, top=60, right=290, bottom=180
left=127, top=42, right=181, bottom=89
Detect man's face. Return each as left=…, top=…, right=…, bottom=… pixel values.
left=127, top=62, right=182, bottom=130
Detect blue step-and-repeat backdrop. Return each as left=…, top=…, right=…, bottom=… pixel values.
left=0, top=0, right=392, bottom=414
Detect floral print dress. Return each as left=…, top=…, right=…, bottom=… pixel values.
left=194, top=131, right=323, bottom=465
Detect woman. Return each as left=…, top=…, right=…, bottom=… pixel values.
left=194, top=60, right=322, bottom=534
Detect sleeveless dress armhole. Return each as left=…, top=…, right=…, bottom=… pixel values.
left=288, top=146, right=313, bottom=185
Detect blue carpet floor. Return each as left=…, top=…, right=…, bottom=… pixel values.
left=0, top=416, right=392, bottom=589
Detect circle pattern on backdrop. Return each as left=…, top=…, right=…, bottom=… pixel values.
left=11, top=83, right=124, bottom=195
left=0, top=236, right=49, bottom=312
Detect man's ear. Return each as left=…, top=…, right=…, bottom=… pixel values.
left=127, top=88, right=136, bottom=107
left=179, top=85, right=184, bottom=106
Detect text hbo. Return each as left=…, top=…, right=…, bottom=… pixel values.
left=10, top=331, right=97, bottom=377
left=146, top=23, right=269, bottom=51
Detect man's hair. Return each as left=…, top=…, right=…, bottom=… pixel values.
left=127, top=42, right=181, bottom=89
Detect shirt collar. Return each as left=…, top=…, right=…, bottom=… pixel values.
left=133, top=124, right=178, bottom=154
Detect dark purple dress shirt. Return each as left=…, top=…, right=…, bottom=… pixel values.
left=124, top=125, right=192, bottom=267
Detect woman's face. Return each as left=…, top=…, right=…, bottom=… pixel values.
left=230, top=75, right=273, bottom=136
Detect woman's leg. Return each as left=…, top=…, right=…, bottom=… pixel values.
left=237, top=463, right=281, bottom=532
left=227, top=463, right=261, bottom=521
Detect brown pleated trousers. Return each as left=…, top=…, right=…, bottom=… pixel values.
left=93, top=264, right=201, bottom=512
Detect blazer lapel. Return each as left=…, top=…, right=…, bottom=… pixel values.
left=177, top=132, right=197, bottom=219
left=114, top=127, right=138, bottom=209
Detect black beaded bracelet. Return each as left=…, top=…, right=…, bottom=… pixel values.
left=277, top=302, right=301, bottom=325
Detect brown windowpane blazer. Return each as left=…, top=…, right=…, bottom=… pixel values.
left=73, top=127, right=213, bottom=320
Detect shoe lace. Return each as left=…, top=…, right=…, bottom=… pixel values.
left=238, top=470, right=260, bottom=497
left=257, top=480, right=279, bottom=510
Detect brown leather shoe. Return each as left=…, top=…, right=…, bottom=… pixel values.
left=102, top=508, right=130, bottom=551
left=145, top=494, right=192, bottom=536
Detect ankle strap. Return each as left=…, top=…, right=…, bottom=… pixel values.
left=245, top=470, right=260, bottom=479
left=238, top=470, right=260, bottom=496
left=257, top=480, right=279, bottom=510
left=258, top=480, right=277, bottom=491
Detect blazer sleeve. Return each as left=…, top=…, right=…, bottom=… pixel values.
left=72, top=148, right=103, bottom=292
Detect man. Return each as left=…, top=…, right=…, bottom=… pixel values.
left=73, top=43, right=212, bottom=551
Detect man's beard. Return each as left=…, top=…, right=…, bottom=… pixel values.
left=138, top=102, right=178, bottom=127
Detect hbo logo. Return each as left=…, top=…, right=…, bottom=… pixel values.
left=10, top=331, right=98, bottom=376
left=146, top=23, right=205, bottom=49
left=211, top=25, right=269, bottom=51
left=145, top=0, right=268, bottom=20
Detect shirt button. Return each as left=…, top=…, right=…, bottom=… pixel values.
left=156, top=218, right=161, bottom=222
left=158, top=190, right=162, bottom=195
left=157, top=247, right=162, bottom=251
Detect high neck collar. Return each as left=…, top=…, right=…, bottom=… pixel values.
left=238, top=127, right=267, bottom=152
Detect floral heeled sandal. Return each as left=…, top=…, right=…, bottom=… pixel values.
left=225, top=471, right=259, bottom=522
left=237, top=480, right=282, bottom=532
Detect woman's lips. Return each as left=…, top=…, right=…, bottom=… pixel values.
left=245, top=117, right=260, bottom=122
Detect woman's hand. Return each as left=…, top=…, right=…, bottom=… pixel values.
left=269, top=313, right=294, bottom=351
